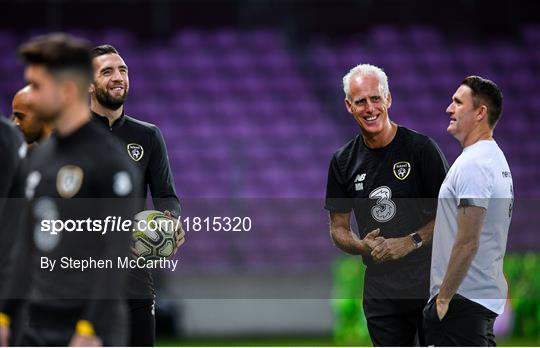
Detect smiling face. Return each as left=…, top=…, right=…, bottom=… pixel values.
left=90, top=53, right=129, bottom=110
left=344, top=74, right=392, bottom=138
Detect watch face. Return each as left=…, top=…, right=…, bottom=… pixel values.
left=412, top=233, right=422, bottom=244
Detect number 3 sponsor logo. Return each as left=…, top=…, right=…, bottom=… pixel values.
left=369, top=186, right=396, bottom=222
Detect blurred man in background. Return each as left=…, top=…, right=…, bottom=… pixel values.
left=325, top=64, right=448, bottom=346
left=2, top=86, right=55, bottom=346
left=89, top=44, right=184, bottom=346
left=424, top=76, right=512, bottom=346
left=11, top=86, right=53, bottom=150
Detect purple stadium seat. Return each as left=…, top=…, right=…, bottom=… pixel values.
left=407, top=26, right=442, bottom=50
left=99, top=29, right=134, bottom=50
left=245, top=30, right=283, bottom=53
left=171, top=30, right=203, bottom=49
left=370, top=26, right=404, bottom=49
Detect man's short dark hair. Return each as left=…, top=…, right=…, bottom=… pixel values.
left=91, top=44, right=119, bottom=59
left=461, top=75, right=503, bottom=129
left=18, top=33, right=93, bottom=84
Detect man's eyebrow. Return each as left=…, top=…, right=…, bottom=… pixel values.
left=100, top=65, right=128, bottom=73
left=354, top=95, right=380, bottom=102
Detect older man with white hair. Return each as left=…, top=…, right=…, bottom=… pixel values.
left=325, top=64, right=449, bottom=345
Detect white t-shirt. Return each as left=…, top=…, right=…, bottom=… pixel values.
left=430, top=140, right=513, bottom=314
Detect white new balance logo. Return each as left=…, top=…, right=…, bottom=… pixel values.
left=354, top=173, right=366, bottom=191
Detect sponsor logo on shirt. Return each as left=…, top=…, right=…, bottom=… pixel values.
left=56, top=165, right=84, bottom=198
left=354, top=173, right=366, bottom=191
left=127, top=143, right=144, bottom=162
left=393, top=161, right=411, bottom=180
left=26, top=171, right=41, bottom=199
left=18, top=143, right=27, bottom=159
left=33, top=197, right=61, bottom=252
left=369, top=186, right=396, bottom=222
left=113, top=171, right=133, bottom=196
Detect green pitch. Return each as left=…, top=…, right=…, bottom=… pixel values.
left=156, top=335, right=540, bottom=347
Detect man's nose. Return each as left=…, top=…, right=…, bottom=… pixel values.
left=112, top=69, right=123, bottom=81
left=366, top=100, right=374, bottom=113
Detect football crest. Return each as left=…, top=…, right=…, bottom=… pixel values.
left=56, top=165, right=84, bottom=198
left=393, top=161, right=411, bottom=180
left=127, top=143, right=144, bottom=162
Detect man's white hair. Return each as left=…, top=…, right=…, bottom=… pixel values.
left=342, top=64, right=390, bottom=100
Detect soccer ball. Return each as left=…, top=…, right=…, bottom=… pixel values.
left=132, top=210, right=176, bottom=260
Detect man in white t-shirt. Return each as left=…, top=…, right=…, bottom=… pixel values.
left=424, top=76, right=513, bottom=346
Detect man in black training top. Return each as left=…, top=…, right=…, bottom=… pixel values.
left=89, top=44, right=185, bottom=346
left=0, top=116, right=26, bottom=281
left=0, top=116, right=26, bottom=347
left=3, top=87, right=55, bottom=346
left=325, top=64, right=449, bottom=346
left=7, top=33, right=142, bottom=346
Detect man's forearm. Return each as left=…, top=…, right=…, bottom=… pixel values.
left=331, top=227, right=367, bottom=255
left=438, top=206, right=484, bottom=301
left=416, top=219, right=434, bottom=245
left=154, top=196, right=181, bottom=217
left=438, top=242, right=478, bottom=300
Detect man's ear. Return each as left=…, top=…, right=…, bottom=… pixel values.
left=386, top=93, right=392, bottom=109
left=344, top=98, right=353, bottom=114
left=476, top=105, right=488, bottom=123
left=57, top=79, right=76, bottom=105
left=88, top=83, right=95, bottom=94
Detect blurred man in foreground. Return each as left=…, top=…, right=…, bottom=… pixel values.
left=2, top=33, right=142, bottom=346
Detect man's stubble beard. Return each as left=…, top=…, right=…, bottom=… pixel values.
left=95, top=84, right=128, bottom=111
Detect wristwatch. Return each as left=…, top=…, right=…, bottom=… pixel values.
left=410, top=232, right=423, bottom=249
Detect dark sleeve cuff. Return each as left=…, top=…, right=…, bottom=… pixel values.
left=458, top=198, right=488, bottom=209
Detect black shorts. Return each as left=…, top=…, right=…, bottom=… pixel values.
left=423, top=294, right=497, bottom=346
left=21, top=300, right=127, bottom=346
left=5, top=299, right=28, bottom=346
left=128, top=298, right=156, bottom=346
left=363, top=297, right=426, bottom=346
left=362, top=264, right=430, bottom=346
